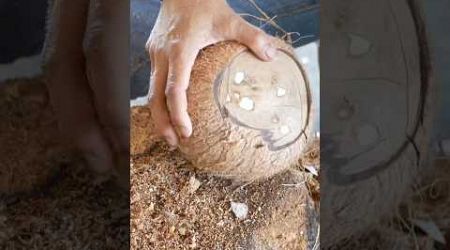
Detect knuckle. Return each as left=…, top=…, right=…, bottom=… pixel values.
left=145, top=40, right=156, bottom=54
left=156, top=125, right=172, bottom=138
left=82, top=32, right=103, bottom=58
left=250, top=32, right=267, bottom=48
left=145, top=40, right=152, bottom=52
left=168, top=43, right=186, bottom=58
left=170, top=114, right=184, bottom=127
left=226, top=15, right=241, bottom=33
left=145, top=39, right=163, bottom=57
left=165, top=84, right=185, bottom=98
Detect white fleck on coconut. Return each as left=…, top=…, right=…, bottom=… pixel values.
left=225, top=94, right=231, bottom=102
left=234, top=71, right=245, bottom=84
left=239, top=97, right=254, bottom=111
left=272, top=115, right=280, bottom=123
left=280, top=125, right=290, bottom=135
left=348, top=33, right=372, bottom=56
left=230, top=202, right=248, bottom=220
left=276, top=87, right=287, bottom=97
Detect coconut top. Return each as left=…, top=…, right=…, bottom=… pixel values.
left=176, top=40, right=311, bottom=181
left=214, top=49, right=310, bottom=151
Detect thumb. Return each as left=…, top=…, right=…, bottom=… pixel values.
left=232, top=18, right=278, bottom=61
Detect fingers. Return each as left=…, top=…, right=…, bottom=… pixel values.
left=147, top=39, right=199, bottom=146
left=229, top=16, right=278, bottom=61
left=165, top=47, right=197, bottom=139
left=148, top=54, right=179, bottom=147
left=83, top=0, right=130, bottom=172
left=43, top=0, right=114, bottom=175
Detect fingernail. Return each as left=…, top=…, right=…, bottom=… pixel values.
left=176, top=125, right=191, bottom=138
left=265, top=46, right=278, bottom=60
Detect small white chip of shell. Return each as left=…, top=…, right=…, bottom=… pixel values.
left=280, top=125, right=290, bottom=135
left=276, top=87, right=287, bottom=97
left=272, top=116, right=280, bottom=123
left=188, top=175, right=201, bottom=194
left=234, top=71, right=245, bottom=84
left=230, top=202, right=248, bottom=220
left=239, top=97, right=254, bottom=111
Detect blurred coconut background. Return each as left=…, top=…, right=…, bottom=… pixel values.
left=0, top=0, right=129, bottom=249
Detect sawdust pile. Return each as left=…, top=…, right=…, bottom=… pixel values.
left=131, top=141, right=320, bottom=249
left=130, top=105, right=320, bottom=249
left=0, top=78, right=129, bottom=249
left=0, top=78, right=64, bottom=194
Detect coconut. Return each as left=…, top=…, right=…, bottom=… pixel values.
left=176, top=40, right=312, bottom=182
left=178, top=40, right=312, bottom=182
left=320, top=0, right=433, bottom=247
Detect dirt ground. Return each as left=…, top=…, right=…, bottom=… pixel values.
left=0, top=78, right=129, bottom=249
left=130, top=140, right=320, bottom=250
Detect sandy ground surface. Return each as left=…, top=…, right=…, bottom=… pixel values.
left=130, top=106, right=321, bottom=249
left=0, top=78, right=129, bottom=249
left=131, top=143, right=319, bottom=249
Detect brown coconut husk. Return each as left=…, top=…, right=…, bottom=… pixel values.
left=0, top=78, right=67, bottom=195
left=179, top=41, right=310, bottom=182
left=132, top=40, right=313, bottom=183
left=130, top=106, right=157, bottom=155
left=320, top=0, right=434, bottom=247
left=184, top=40, right=312, bottom=182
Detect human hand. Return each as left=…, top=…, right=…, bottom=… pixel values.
left=43, top=0, right=129, bottom=188
left=146, top=0, right=278, bottom=146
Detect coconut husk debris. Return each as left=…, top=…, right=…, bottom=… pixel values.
left=0, top=78, right=66, bottom=194
left=0, top=78, right=129, bottom=249
left=131, top=134, right=320, bottom=249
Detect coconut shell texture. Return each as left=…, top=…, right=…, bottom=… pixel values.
left=178, top=40, right=311, bottom=182
left=320, top=0, right=433, bottom=247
